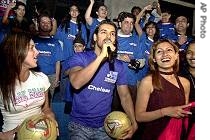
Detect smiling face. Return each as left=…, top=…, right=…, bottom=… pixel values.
left=161, top=12, right=171, bottom=23
left=96, top=5, right=108, bottom=19
left=69, top=5, right=79, bottom=19
left=152, top=41, right=179, bottom=72
left=120, top=17, right=134, bottom=35
left=39, top=16, right=52, bottom=33
left=186, top=42, right=195, bottom=68
left=15, top=5, right=26, bottom=18
left=74, top=43, right=85, bottom=53
left=145, top=23, right=156, bottom=39
left=22, top=39, right=39, bottom=69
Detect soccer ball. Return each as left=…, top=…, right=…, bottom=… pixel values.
left=17, top=114, right=57, bottom=140
left=104, top=111, right=131, bottom=139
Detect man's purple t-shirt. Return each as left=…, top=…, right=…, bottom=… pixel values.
left=66, top=51, right=127, bottom=128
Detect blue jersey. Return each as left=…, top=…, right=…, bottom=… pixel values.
left=66, top=51, right=127, bottom=128
left=138, top=33, right=154, bottom=81
left=33, top=36, right=64, bottom=75
left=86, top=18, right=102, bottom=48
left=157, top=22, right=176, bottom=40
left=54, top=20, right=87, bottom=60
left=171, top=33, right=194, bottom=51
left=117, top=33, right=141, bottom=85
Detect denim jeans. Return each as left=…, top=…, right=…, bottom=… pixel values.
left=68, top=121, right=113, bottom=140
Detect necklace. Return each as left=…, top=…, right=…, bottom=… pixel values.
left=159, top=70, right=174, bottom=75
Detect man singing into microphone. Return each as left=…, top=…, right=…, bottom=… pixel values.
left=64, top=20, right=138, bottom=140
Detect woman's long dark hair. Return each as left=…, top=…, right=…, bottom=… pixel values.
left=0, top=32, right=32, bottom=111
left=143, top=21, right=160, bottom=42
left=11, top=1, right=29, bottom=33
left=60, top=4, right=83, bottom=34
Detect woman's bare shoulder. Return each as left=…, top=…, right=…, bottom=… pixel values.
left=178, top=76, right=190, bottom=87
left=141, top=74, right=153, bottom=83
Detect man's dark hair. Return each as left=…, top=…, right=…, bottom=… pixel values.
left=131, top=6, right=142, bottom=14
left=143, top=21, right=160, bottom=42
left=37, top=13, right=52, bottom=24
left=95, top=2, right=107, bottom=12
left=118, top=12, right=136, bottom=23
left=73, top=33, right=85, bottom=46
left=13, top=1, right=26, bottom=10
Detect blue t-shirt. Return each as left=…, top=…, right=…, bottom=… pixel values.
left=86, top=18, right=102, bottom=48
left=54, top=20, right=87, bottom=60
left=157, top=22, right=176, bottom=40
left=66, top=51, right=127, bottom=128
left=117, top=33, right=141, bottom=86
left=33, top=36, right=64, bottom=75
left=138, top=33, right=154, bottom=81
left=171, top=33, right=194, bottom=51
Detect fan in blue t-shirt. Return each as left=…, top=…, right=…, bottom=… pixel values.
left=85, top=0, right=108, bottom=49
left=33, top=14, right=63, bottom=102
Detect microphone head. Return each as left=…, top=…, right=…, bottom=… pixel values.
left=104, top=38, right=117, bottom=63
left=107, top=46, right=111, bottom=54
left=104, top=39, right=112, bottom=53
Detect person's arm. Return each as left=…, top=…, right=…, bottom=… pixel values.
left=180, top=76, right=190, bottom=104
left=69, top=54, right=104, bottom=89
left=85, top=0, right=94, bottom=26
left=41, top=90, right=59, bottom=135
left=2, top=2, right=16, bottom=25
left=117, top=85, right=138, bottom=139
left=69, top=41, right=110, bottom=89
left=50, top=18, right=57, bottom=36
left=0, top=127, right=17, bottom=140
left=41, top=90, right=55, bottom=118
left=156, top=2, right=162, bottom=16
left=53, top=61, right=60, bottom=88
left=135, top=75, right=161, bottom=122
left=134, top=5, right=152, bottom=36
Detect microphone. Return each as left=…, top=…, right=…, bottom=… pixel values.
left=104, top=39, right=115, bottom=71
left=104, top=39, right=112, bottom=61
left=107, top=46, right=111, bottom=53
left=104, top=39, right=117, bottom=64
left=107, top=46, right=115, bottom=71
left=107, top=46, right=114, bottom=63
